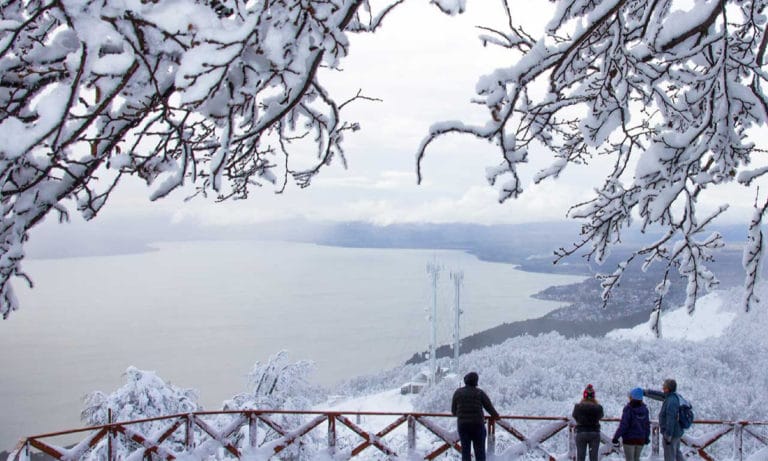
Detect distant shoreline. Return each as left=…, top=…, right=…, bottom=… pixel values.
left=305, top=240, right=645, bottom=363
left=404, top=309, right=650, bottom=365
left=28, top=237, right=587, bottom=275
left=26, top=243, right=158, bottom=261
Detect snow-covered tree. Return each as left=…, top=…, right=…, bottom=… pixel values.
left=222, top=351, right=321, bottom=457
left=80, top=366, right=201, bottom=458
left=2, top=0, right=768, bottom=329
left=224, top=350, right=319, bottom=411
left=81, top=366, right=200, bottom=424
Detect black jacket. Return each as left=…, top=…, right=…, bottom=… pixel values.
left=451, top=386, right=500, bottom=424
left=572, top=401, right=604, bottom=433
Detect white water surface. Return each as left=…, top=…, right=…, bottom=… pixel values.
left=0, top=240, right=583, bottom=450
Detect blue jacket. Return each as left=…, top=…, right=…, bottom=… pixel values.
left=613, top=400, right=650, bottom=445
left=659, top=392, right=684, bottom=438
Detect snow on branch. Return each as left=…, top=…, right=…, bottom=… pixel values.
left=0, top=0, right=404, bottom=319
left=417, top=0, right=768, bottom=317
left=743, top=191, right=768, bottom=311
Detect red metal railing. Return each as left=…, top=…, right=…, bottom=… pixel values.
left=8, top=410, right=768, bottom=460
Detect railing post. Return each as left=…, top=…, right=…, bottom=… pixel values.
left=327, top=414, right=336, bottom=454
left=734, top=422, right=744, bottom=461
left=651, top=421, right=660, bottom=458
left=407, top=415, right=416, bottom=452
left=487, top=418, right=496, bottom=457
left=185, top=413, right=194, bottom=450
left=19, top=440, right=30, bottom=461
left=107, top=409, right=114, bottom=461
left=249, top=412, right=258, bottom=449
left=568, top=421, right=576, bottom=461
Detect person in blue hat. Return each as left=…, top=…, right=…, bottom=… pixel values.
left=612, top=387, right=651, bottom=461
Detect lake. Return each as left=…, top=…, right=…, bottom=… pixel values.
left=0, top=240, right=583, bottom=450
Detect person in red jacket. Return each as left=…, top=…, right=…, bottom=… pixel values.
left=451, top=372, right=500, bottom=461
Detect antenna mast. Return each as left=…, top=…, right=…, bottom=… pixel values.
left=450, top=270, right=463, bottom=371
left=426, top=260, right=441, bottom=384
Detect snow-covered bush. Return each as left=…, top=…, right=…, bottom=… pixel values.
left=224, top=350, right=321, bottom=412
left=80, top=366, right=201, bottom=458
left=82, top=366, right=201, bottom=424
left=222, top=351, right=324, bottom=458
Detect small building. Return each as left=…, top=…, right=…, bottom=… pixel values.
left=400, top=367, right=452, bottom=394
left=400, top=370, right=431, bottom=395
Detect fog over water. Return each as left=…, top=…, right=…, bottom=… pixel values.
left=0, top=240, right=583, bottom=450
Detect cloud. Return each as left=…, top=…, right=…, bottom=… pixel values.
left=325, top=180, right=591, bottom=225
left=315, top=170, right=418, bottom=190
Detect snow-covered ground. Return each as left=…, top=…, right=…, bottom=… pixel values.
left=321, top=388, right=414, bottom=414
left=607, top=289, right=738, bottom=341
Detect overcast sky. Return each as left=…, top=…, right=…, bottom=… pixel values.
left=60, top=1, right=766, bottom=231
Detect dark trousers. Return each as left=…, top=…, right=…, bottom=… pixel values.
left=663, top=436, right=684, bottom=461
left=458, top=422, right=487, bottom=461
left=576, top=431, right=601, bottom=461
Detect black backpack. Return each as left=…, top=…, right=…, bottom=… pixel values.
left=677, top=394, right=694, bottom=430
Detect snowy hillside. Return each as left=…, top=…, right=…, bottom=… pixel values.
left=339, top=286, right=763, bottom=416
left=607, top=289, right=739, bottom=341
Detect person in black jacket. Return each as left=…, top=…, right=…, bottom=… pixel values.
left=451, top=372, right=500, bottom=461
left=572, top=384, right=605, bottom=461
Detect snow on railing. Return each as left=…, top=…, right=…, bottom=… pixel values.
left=7, top=410, right=768, bottom=460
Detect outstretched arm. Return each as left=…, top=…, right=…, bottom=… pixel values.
left=644, top=389, right=665, bottom=402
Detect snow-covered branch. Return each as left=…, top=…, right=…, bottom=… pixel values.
left=418, top=0, right=768, bottom=318
left=0, top=0, right=408, bottom=319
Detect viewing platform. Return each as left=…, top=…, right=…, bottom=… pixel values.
left=8, top=410, right=768, bottom=460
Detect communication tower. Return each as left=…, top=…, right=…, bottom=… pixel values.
left=426, top=260, right=441, bottom=384
left=450, top=270, right=464, bottom=371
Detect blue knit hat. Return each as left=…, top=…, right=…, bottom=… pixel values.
left=630, top=387, right=644, bottom=400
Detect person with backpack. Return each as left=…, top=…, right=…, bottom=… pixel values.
left=451, top=372, right=500, bottom=461
left=644, top=378, right=686, bottom=461
left=612, top=387, right=651, bottom=461
left=572, top=384, right=604, bottom=461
